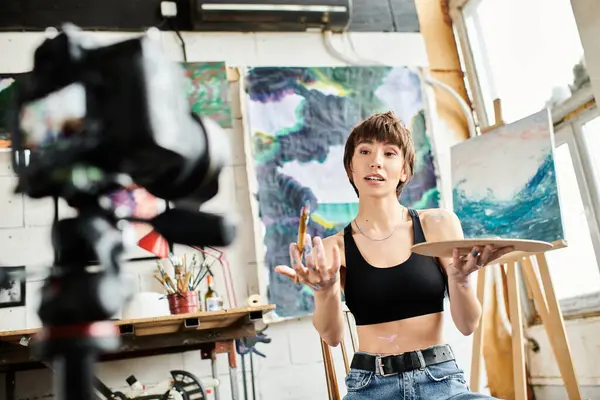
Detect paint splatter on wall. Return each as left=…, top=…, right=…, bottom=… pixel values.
left=182, top=62, right=232, bottom=128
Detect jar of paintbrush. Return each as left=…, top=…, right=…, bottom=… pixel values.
left=154, top=253, right=211, bottom=315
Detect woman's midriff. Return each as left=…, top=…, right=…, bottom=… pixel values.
left=355, top=312, right=445, bottom=355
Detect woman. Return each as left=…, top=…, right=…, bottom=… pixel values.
left=275, top=112, right=513, bottom=399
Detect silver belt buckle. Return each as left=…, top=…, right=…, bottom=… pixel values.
left=377, top=356, right=395, bottom=376
left=416, top=350, right=426, bottom=370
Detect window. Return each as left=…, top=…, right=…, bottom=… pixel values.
left=582, top=117, right=600, bottom=191
left=545, top=135, right=600, bottom=300
left=459, top=0, right=585, bottom=125
left=451, top=0, right=600, bottom=310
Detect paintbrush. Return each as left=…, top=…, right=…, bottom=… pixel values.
left=297, top=201, right=310, bottom=253
left=164, top=273, right=178, bottom=294
left=191, top=259, right=210, bottom=291
left=295, top=202, right=310, bottom=283
left=191, top=258, right=216, bottom=291
left=182, top=271, right=192, bottom=293
left=154, top=274, right=175, bottom=294
left=156, top=262, right=174, bottom=291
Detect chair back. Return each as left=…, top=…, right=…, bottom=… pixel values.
left=320, top=309, right=356, bottom=400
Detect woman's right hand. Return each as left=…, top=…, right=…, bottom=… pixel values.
left=275, top=234, right=341, bottom=292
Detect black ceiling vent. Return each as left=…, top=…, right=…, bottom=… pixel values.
left=191, top=0, right=352, bottom=32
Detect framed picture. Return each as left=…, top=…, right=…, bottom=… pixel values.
left=0, top=266, right=26, bottom=308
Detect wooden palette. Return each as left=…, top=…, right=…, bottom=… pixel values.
left=411, top=238, right=553, bottom=259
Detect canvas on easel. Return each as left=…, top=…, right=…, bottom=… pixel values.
left=451, top=108, right=565, bottom=244
left=448, top=104, right=582, bottom=400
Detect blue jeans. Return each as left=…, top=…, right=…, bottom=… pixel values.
left=344, top=353, right=497, bottom=400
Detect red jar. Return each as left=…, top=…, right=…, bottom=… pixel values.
left=167, top=291, right=199, bottom=315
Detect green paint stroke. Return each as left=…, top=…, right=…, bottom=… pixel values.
left=181, top=62, right=232, bottom=128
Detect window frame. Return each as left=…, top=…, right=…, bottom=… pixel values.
left=553, top=105, right=600, bottom=272
left=448, top=0, right=490, bottom=129
left=449, top=0, right=600, bottom=316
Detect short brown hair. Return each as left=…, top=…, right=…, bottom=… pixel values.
left=343, top=111, right=415, bottom=197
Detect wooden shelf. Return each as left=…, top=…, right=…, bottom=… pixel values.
left=0, top=305, right=275, bottom=371
left=0, top=305, right=274, bottom=341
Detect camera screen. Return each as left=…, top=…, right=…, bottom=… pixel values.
left=19, top=83, right=86, bottom=149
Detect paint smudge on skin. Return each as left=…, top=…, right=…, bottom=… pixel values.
left=428, top=213, right=447, bottom=223
left=377, top=334, right=400, bottom=351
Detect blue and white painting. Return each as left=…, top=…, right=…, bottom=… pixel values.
left=451, top=109, right=564, bottom=243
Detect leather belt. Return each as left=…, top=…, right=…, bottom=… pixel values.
left=350, top=344, right=455, bottom=376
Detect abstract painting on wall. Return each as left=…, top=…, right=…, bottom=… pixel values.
left=244, top=66, right=439, bottom=321
left=181, top=62, right=232, bottom=128
left=0, top=62, right=230, bottom=153
left=0, top=74, right=23, bottom=150
left=451, top=108, right=564, bottom=243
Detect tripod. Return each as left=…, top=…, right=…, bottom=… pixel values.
left=33, top=203, right=130, bottom=400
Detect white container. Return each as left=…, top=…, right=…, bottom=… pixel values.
left=121, top=292, right=170, bottom=319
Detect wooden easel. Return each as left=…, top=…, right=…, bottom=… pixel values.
left=469, top=99, right=582, bottom=400
left=480, top=98, right=505, bottom=134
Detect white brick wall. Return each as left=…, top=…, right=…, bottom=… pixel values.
left=0, top=29, right=482, bottom=399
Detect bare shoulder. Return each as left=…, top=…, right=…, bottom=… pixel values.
left=322, top=230, right=344, bottom=251
left=417, top=208, right=459, bottom=221
left=322, top=230, right=345, bottom=267
left=417, top=208, right=463, bottom=241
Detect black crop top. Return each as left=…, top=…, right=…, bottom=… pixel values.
left=343, top=208, right=448, bottom=326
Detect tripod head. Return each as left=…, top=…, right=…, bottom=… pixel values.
left=3, top=24, right=237, bottom=399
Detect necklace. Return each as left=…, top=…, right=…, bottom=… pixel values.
left=353, top=207, right=405, bottom=242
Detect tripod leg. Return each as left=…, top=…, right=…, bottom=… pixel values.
left=5, top=371, right=15, bottom=400
left=55, top=352, right=95, bottom=400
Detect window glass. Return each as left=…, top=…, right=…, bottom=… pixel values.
left=544, top=142, right=600, bottom=300
left=463, top=0, right=585, bottom=125
left=582, top=116, right=600, bottom=191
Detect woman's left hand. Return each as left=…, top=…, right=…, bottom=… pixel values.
left=449, top=244, right=515, bottom=280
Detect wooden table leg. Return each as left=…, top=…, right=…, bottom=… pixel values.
left=506, top=261, right=527, bottom=400
left=470, top=266, right=487, bottom=392
left=534, top=254, right=582, bottom=400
